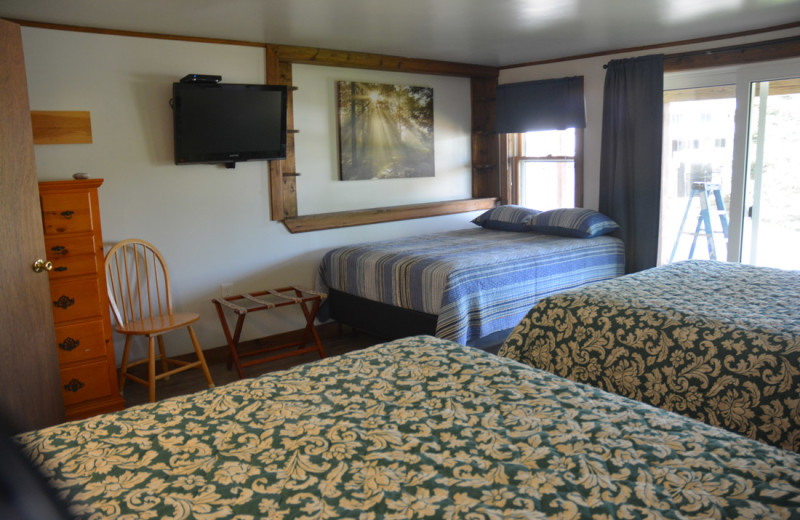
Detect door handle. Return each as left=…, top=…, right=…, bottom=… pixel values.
left=32, top=258, right=53, bottom=273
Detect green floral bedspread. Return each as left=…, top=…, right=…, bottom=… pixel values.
left=499, top=260, right=800, bottom=452
left=17, top=335, right=800, bottom=519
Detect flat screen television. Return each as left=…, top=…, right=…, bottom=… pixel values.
left=172, top=82, right=288, bottom=166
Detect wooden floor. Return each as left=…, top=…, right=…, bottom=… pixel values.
left=121, top=325, right=382, bottom=408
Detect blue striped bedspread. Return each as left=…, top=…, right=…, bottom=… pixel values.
left=317, top=228, right=624, bottom=345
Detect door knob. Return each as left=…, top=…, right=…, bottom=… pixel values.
left=33, top=258, right=53, bottom=273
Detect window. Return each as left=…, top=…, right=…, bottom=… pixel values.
left=506, top=128, right=583, bottom=210
left=496, top=76, right=586, bottom=210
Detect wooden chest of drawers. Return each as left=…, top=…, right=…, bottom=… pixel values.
left=38, top=179, right=125, bottom=420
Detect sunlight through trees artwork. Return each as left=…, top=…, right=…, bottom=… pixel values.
left=336, top=81, right=434, bottom=180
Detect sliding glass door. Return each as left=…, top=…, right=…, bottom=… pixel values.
left=660, top=58, right=800, bottom=269
left=738, top=76, right=800, bottom=269
left=661, top=81, right=735, bottom=264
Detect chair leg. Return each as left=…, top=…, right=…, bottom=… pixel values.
left=118, top=335, right=133, bottom=395
left=188, top=325, right=214, bottom=389
left=157, top=335, right=169, bottom=381
left=148, top=336, right=157, bottom=403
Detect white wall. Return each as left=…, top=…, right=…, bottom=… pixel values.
left=22, top=27, right=477, bottom=363
left=500, top=26, right=800, bottom=211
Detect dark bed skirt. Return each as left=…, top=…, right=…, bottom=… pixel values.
left=325, top=289, right=508, bottom=352
left=326, top=288, right=438, bottom=340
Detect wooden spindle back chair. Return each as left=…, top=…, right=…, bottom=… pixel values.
left=104, top=239, right=214, bottom=402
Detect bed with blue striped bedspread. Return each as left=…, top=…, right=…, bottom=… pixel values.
left=317, top=227, right=624, bottom=345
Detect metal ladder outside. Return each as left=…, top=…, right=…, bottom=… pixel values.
left=669, top=181, right=729, bottom=262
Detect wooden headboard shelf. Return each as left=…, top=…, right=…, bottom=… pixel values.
left=283, top=197, right=498, bottom=233
left=30, top=110, right=92, bottom=144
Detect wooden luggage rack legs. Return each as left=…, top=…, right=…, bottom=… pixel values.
left=213, top=286, right=326, bottom=379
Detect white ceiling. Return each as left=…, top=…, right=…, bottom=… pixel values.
left=2, top=0, right=799, bottom=67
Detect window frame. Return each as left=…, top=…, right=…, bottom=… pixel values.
left=503, top=128, right=584, bottom=208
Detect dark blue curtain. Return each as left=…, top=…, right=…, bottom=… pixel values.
left=496, top=76, right=585, bottom=133
left=599, top=55, right=664, bottom=273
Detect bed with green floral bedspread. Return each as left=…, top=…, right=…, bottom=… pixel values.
left=15, top=334, right=800, bottom=519
left=499, top=260, right=800, bottom=452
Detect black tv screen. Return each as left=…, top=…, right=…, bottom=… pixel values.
left=172, top=82, right=287, bottom=165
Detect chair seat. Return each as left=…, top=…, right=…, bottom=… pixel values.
left=115, top=312, right=200, bottom=335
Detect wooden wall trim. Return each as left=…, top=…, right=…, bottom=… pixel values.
left=7, top=18, right=266, bottom=48
left=265, top=46, right=285, bottom=221
left=470, top=77, right=500, bottom=202
left=500, top=21, right=800, bottom=70
left=664, top=35, right=800, bottom=71
left=271, top=44, right=498, bottom=78
left=283, top=197, right=498, bottom=233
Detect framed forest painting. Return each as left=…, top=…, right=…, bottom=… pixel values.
left=336, top=81, right=434, bottom=180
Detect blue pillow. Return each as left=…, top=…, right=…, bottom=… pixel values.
left=472, top=205, right=541, bottom=231
left=527, top=208, right=619, bottom=238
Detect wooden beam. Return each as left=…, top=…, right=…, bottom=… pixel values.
left=664, top=35, right=800, bottom=71
left=470, top=77, right=499, bottom=200
left=31, top=111, right=92, bottom=144
left=500, top=21, right=800, bottom=70
left=278, top=60, right=298, bottom=218
left=266, top=45, right=285, bottom=221
left=271, top=44, right=498, bottom=78
left=8, top=18, right=266, bottom=48
left=283, top=197, right=498, bottom=233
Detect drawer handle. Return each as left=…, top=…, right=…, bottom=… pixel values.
left=54, top=295, right=75, bottom=309
left=60, top=210, right=75, bottom=218
left=54, top=266, right=68, bottom=272
left=51, top=245, right=68, bottom=254
left=64, top=379, right=85, bottom=393
left=59, top=337, right=80, bottom=352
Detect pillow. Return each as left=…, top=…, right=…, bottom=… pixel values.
left=472, top=205, right=541, bottom=231
left=527, top=208, right=619, bottom=238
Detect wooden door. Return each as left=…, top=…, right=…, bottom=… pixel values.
left=0, top=19, right=65, bottom=433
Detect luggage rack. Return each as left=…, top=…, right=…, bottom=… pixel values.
left=212, top=286, right=326, bottom=379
